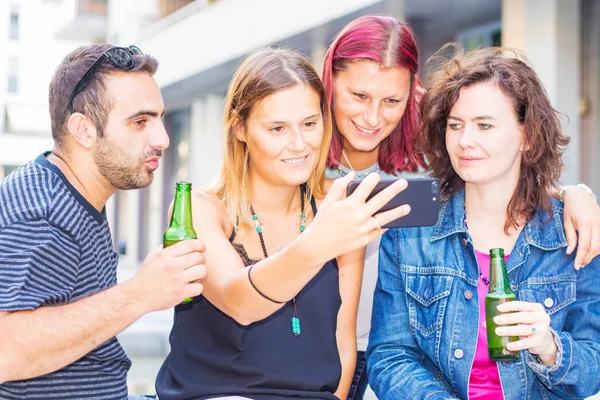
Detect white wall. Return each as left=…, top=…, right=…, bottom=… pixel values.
left=502, top=0, right=582, bottom=185
left=0, top=0, right=89, bottom=166
left=138, top=0, right=382, bottom=88
left=1, top=0, right=87, bottom=105
left=189, top=94, right=224, bottom=188
left=107, top=0, right=159, bottom=46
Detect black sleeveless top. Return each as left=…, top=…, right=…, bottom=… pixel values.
left=155, top=199, right=342, bottom=400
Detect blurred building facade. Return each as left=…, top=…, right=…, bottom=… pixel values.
left=0, top=0, right=97, bottom=181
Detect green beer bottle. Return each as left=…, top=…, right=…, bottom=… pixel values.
left=163, top=181, right=197, bottom=303
left=485, top=247, right=520, bottom=361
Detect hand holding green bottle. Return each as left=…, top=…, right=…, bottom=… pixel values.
left=485, top=248, right=557, bottom=366
left=164, top=181, right=198, bottom=303
left=485, top=248, right=520, bottom=361
left=493, top=300, right=557, bottom=366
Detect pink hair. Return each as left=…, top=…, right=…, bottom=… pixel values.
left=322, top=14, right=426, bottom=174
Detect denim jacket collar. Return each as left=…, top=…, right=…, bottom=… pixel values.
left=430, top=188, right=568, bottom=255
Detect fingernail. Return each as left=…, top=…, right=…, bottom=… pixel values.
left=574, top=263, right=580, bottom=270
left=493, top=316, right=501, bottom=323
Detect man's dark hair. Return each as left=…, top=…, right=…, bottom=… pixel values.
left=48, top=44, right=159, bottom=149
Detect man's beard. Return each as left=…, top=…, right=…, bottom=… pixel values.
left=93, top=138, right=162, bottom=190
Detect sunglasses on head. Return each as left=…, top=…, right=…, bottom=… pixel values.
left=68, top=45, right=143, bottom=114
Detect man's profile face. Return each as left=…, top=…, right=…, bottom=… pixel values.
left=93, top=71, right=169, bottom=190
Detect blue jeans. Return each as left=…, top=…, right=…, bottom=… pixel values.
left=347, top=351, right=368, bottom=400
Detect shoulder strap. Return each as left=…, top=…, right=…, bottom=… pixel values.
left=310, top=196, right=317, bottom=216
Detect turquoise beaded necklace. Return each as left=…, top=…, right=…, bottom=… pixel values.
left=250, top=184, right=306, bottom=337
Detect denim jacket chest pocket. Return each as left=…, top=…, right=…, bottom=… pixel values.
left=517, top=277, right=575, bottom=326
left=405, top=272, right=454, bottom=336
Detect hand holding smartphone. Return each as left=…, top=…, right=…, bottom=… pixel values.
left=346, top=178, right=440, bottom=228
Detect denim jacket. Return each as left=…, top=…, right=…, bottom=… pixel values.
left=367, top=189, right=600, bottom=400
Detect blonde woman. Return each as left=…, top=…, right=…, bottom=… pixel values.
left=155, top=48, right=410, bottom=400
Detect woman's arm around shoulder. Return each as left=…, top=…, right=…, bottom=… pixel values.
left=556, top=185, right=600, bottom=268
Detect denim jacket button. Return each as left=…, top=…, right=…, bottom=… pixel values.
left=544, top=298, right=554, bottom=308
left=454, top=349, right=464, bottom=359
left=461, top=238, right=468, bottom=247
left=464, top=290, right=473, bottom=300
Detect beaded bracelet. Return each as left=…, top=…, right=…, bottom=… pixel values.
left=247, top=265, right=285, bottom=304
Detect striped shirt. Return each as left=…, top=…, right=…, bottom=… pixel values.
left=0, top=153, right=131, bottom=399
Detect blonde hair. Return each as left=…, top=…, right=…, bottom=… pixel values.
left=213, top=48, right=332, bottom=230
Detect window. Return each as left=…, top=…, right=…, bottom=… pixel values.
left=9, top=4, right=19, bottom=40
left=456, top=21, right=502, bottom=50
left=8, top=58, right=18, bottom=93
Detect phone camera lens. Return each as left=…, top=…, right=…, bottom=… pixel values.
left=431, top=180, right=439, bottom=195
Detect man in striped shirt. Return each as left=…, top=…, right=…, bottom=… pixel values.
left=0, top=44, right=206, bottom=399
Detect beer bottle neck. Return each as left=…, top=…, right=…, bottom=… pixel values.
left=489, top=256, right=511, bottom=293
left=170, top=189, right=193, bottom=229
